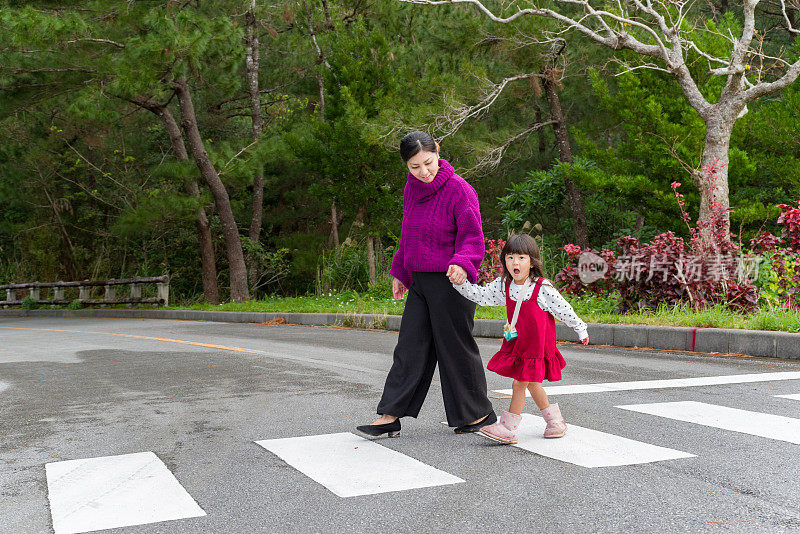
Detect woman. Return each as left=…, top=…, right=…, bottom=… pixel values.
left=356, top=131, right=496, bottom=437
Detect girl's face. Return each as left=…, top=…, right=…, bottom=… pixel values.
left=406, top=150, right=439, bottom=183
left=505, top=253, right=532, bottom=284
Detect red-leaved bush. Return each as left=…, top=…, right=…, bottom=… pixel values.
left=554, top=244, right=616, bottom=297
left=616, top=232, right=693, bottom=312
left=675, top=163, right=758, bottom=312
left=749, top=231, right=784, bottom=254
left=777, top=201, right=800, bottom=253
left=477, top=238, right=506, bottom=285
left=750, top=201, right=800, bottom=310
left=485, top=163, right=798, bottom=313
left=556, top=160, right=761, bottom=312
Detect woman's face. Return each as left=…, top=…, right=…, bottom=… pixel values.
left=406, top=150, right=439, bottom=183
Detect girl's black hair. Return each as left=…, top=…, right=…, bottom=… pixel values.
left=500, top=233, right=547, bottom=284
left=400, top=131, right=438, bottom=163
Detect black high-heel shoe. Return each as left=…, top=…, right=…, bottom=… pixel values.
left=356, top=419, right=401, bottom=438
left=454, top=410, right=497, bottom=434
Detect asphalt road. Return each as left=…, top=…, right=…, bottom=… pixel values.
left=1, top=316, right=800, bottom=534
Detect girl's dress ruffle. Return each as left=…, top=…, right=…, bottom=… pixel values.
left=487, top=349, right=566, bottom=382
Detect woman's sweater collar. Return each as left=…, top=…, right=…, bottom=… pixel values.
left=406, top=159, right=454, bottom=200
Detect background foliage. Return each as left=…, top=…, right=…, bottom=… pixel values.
left=1, top=0, right=798, bottom=306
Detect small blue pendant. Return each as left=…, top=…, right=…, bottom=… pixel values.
left=503, top=330, right=518, bottom=341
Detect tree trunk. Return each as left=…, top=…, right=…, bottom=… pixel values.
left=543, top=73, right=589, bottom=248
left=374, top=235, right=384, bottom=271
left=329, top=202, right=341, bottom=250
left=185, top=179, right=220, bottom=304
left=366, top=234, right=376, bottom=286
left=317, top=74, right=326, bottom=117
left=174, top=77, right=250, bottom=302
left=136, top=96, right=219, bottom=304
left=246, top=2, right=264, bottom=294
left=533, top=103, right=547, bottom=159
left=634, top=212, right=645, bottom=231
left=321, top=0, right=334, bottom=29
left=352, top=205, right=366, bottom=235
left=696, top=114, right=735, bottom=246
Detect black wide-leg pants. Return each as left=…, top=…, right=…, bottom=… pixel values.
left=377, top=271, right=493, bottom=427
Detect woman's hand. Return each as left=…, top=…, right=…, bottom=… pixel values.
left=392, top=277, right=407, bottom=299
left=446, top=264, right=467, bottom=285
left=581, top=337, right=589, bottom=345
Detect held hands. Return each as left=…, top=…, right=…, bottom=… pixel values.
left=446, top=264, right=468, bottom=285
left=392, top=277, right=407, bottom=300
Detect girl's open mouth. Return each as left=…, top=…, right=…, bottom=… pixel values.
left=513, top=269, right=520, bottom=275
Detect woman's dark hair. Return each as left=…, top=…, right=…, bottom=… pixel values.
left=500, top=233, right=546, bottom=284
left=400, top=131, right=438, bottom=163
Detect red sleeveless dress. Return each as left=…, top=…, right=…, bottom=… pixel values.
left=486, top=278, right=567, bottom=382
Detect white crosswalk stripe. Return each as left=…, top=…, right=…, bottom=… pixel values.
left=36, top=389, right=800, bottom=531
left=45, top=451, right=206, bottom=534
left=476, top=414, right=695, bottom=467
left=617, top=401, right=800, bottom=445
left=256, top=432, right=464, bottom=497
left=493, top=371, right=800, bottom=397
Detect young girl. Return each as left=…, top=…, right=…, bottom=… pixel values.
left=449, top=234, right=589, bottom=443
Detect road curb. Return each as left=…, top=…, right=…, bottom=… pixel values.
left=1, top=308, right=798, bottom=360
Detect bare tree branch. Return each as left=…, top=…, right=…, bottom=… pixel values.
left=303, top=0, right=332, bottom=70
left=780, top=0, right=800, bottom=33
left=321, top=0, right=335, bottom=29
left=743, top=59, right=800, bottom=100
left=399, top=0, right=800, bottom=237
left=64, top=141, right=137, bottom=202
left=719, top=0, right=759, bottom=99
left=468, top=121, right=558, bottom=173
left=0, top=66, right=97, bottom=73
left=434, top=72, right=545, bottom=139
left=399, top=0, right=712, bottom=115
left=64, top=38, right=125, bottom=48
left=302, top=0, right=334, bottom=116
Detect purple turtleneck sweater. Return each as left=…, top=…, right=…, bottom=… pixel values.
left=390, top=159, right=484, bottom=288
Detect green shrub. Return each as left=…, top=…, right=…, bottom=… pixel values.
left=273, top=232, right=328, bottom=295
left=366, top=274, right=393, bottom=299
left=67, top=300, right=82, bottom=310
left=319, top=238, right=393, bottom=293
left=21, top=296, right=38, bottom=309
left=320, top=242, right=369, bottom=292
left=241, top=238, right=291, bottom=295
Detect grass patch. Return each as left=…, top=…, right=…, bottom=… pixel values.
left=174, top=290, right=406, bottom=316
left=167, top=291, right=800, bottom=333
left=592, top=303, right=800, bottom=332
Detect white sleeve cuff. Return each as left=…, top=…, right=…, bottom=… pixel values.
left=576, top=327, right=589, bottom=340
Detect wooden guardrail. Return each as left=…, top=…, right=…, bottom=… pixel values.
left=0, top=275, right=169, bottom=308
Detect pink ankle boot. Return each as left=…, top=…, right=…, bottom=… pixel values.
left=541, top=403, right=567, bottom=438
left=480, top=410, right=522, bottom=444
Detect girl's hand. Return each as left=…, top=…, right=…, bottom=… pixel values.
left=581, top=337, right=589, bottom=345
left=392, top=277, right=407, bottom=299
left=446, top=264, right=467, bottom=285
